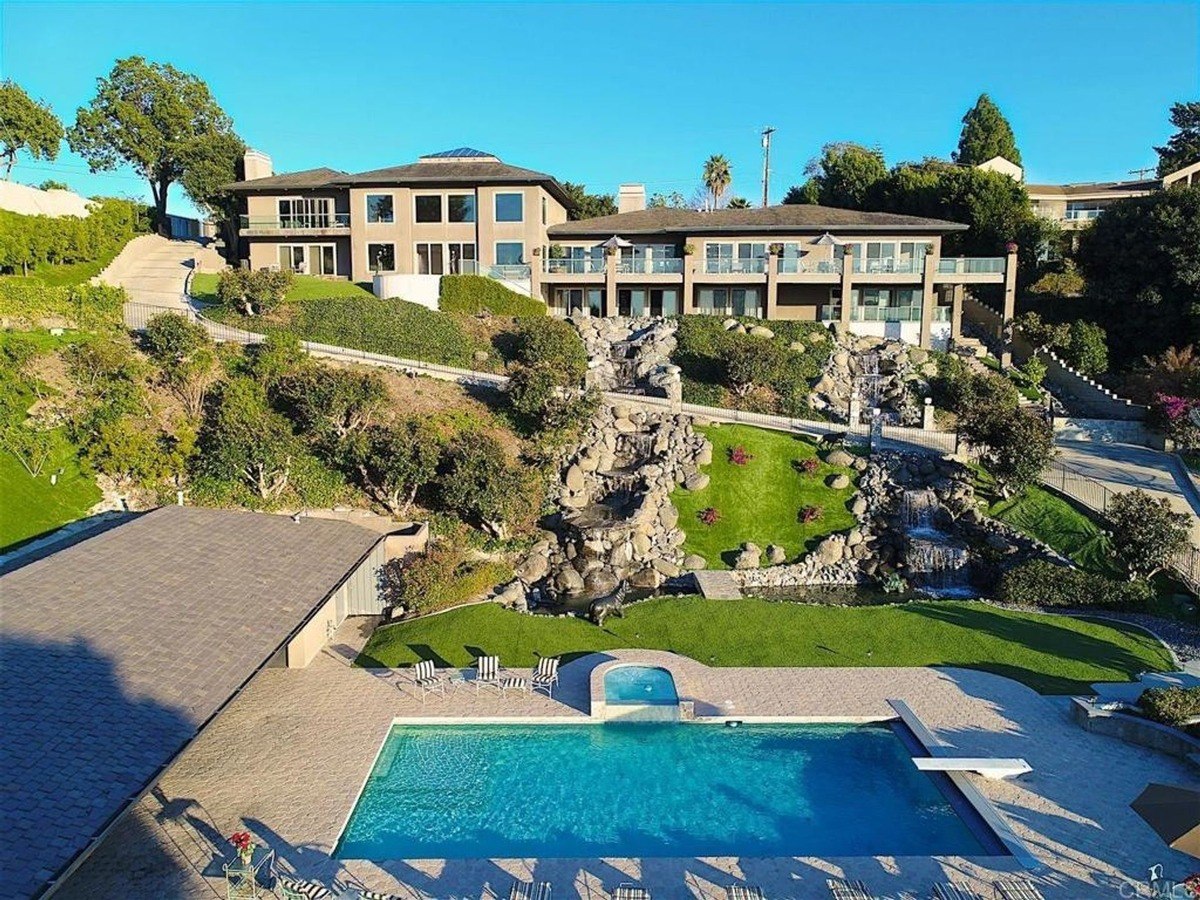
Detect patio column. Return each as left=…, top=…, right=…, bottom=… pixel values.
left=530, top=248, right=542, bottom=304
left=918, top=250, right=938, bottom=349
left=838, top=245, right=854, bottom=330
left=682, top=244, right=696, bottom=315
left=1001, top=243, right=1019, bottom=369
left=604, top=250, right=618, bottom=317
left=765, top=247, right=779, bottom=319
left=951, top=284, right=964, bottom=341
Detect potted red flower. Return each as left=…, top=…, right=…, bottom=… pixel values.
left=229, top=831, right=256, bottom=866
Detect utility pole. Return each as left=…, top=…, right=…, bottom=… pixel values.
left=1128, top=166, right=1156, bottom=179
left=761, top=126, right=776, bottom=208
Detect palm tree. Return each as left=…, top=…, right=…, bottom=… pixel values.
left=702, top=154, right=732, bottom=211
left=726, top=196, right=751, bottom=209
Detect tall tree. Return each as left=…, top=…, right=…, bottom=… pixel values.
left=726, top=196, right=752, bottom=209
left=702, top=154, right=732, bottom=211
left=795, top=142, right=887, bottom=208
left=179, top=129, right=246, bottom=251
left=648, top=191, right=689, bottom=209
left=952, top=93, right=1022, bottom=166
left=0, top=80, right=64, bottom=179
left=560, top=181, right=617, bottom=220
left=1155, top=100, right=1200, bottom=176
left=68, top=57, right=242, bottom=235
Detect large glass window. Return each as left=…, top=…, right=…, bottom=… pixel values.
left=495, top=193, right=524, bottom=223
left=705, top=243, right=733, bottom=273
left=278, top=244, right=335, bottom=275
left=448, top=242, right=476, bottom=274
left=448, top=194, right=476, bottom=223
left=368, top=243, right=396, bottom=272
left=415, top=195, right=442, bottom=223
left=366, top=194, right=394, bottom=224
left=495, top=242, right=525, bottom=266
left=586, top=288, right=605, bottom=317
left=416, top=243, right=444, bottom=275
left=737, top=243, right=766, bottom=273
left=278, top=197, right=332, bottom=228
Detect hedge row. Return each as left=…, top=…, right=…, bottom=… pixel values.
left=389, top=544, right=515, bottom=615
left=997, top=559, right=1153, bottom=609
left=440, top=275, right=546, bottom=317
left=0, top=280, right=126, bottom=329
left=0, top=198, right=148, bottom=276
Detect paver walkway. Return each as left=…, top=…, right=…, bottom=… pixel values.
left=98, top=233, right=223, bottom=312
left=55, top=619, right=1198, bottom=900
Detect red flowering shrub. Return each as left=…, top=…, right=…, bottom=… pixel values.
left=798, top=505, right=824, bottom=524
left=1151, top=393, right=1200, bottom=449
left=728, top=446, right=754, bottom=466
left=698, top=507, right=721, bottom=526
left=794, top=457, right=819, bottom=475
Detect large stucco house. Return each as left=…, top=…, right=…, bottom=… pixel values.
left=225, top=147, right=1016, bottom=350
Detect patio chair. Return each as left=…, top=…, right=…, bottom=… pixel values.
left=409, top=659, right=446, bottom=702
left=475, top=655, right=527, bottom=695
left=361, top=891, right=403, bottom=900
left=614, top=884, right=651, bottom=900
left=826, top=879, right=875, bottom=900
left=510, top=879, right=552, bottom=900
left=532, top=656, right=560, bottom=698
left=727, top=886, right=766, bottom=900
left=933, top=884, right=983, bottom=900
left=276, top=875, right=333, bottom=899
left=993, top=881, right=1045, bottom=900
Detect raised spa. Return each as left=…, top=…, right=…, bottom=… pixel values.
left=603, top=665, right=679, bottom=706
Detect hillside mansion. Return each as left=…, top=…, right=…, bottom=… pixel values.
left=225, top=147, right=1018, bottom=350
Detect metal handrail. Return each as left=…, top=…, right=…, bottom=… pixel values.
left=239, top=213, right=350, bottom=230
left=777, top=258, right=843, bottom=275
left=851, top=258, right=925, bottom=275
left=703, top=258, right=767, bottom=274
left=936, top=257, right=1005, bottom=274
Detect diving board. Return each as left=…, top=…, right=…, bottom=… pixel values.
left=913, top=757, right=1032, bottom=780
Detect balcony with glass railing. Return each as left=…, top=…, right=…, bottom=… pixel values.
left=618, top=257, right=684, bottom=275
left=704, top=257, right=768, bottom=275
left=543, top=257, right=605, bottom=275
left=777, top=257, right=843, bottom=275
left=851, top=257, right=925, bottom=275
left=935, top=257, right=1005, bottom=275
left=239, top=213, right=350, bottom=231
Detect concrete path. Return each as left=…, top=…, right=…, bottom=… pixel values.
left=97, top=234, right=224, bottom=311
left=1053, top=439, right=1200, bottom=543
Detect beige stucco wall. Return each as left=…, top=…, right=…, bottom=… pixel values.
left=774, top=283, right=829, bottom=320
left=284, top=540, right=386, bottom=668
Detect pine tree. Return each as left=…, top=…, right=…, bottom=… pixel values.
left=1155, top=101, right=1200, bottom=177
left=953, top=94, right=1022, bottom=166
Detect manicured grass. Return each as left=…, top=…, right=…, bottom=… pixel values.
left=355, top=597, right=1172, bottom=694
left=189, top=272, right=374, bottom=305
left=671, top=424, right=857, bottom=568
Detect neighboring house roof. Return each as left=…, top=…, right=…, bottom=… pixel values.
left=1025, top=178, right=1159, bottom=198
left=0, top=506, right=383, bottom=900
left=421, top=147, right=496, bottom=159
left=548, top=204, right=969, bottom=238
left=222, top=166, right=348, bottom=191
left=0, top=180, right=92, bottom=218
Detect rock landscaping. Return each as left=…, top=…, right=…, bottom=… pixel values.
left=808, top=324, right=939, bottom=425
left=574, top=315, right=680, bottom=395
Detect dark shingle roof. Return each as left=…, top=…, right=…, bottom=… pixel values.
left=547, top=204, right=968, bottom=237
left=0, top=507, right=382, bottom=900
left=222, top=166, right=347, bottom=191
left=1025, top=179, right=1158, bottom=197
left=335, top=159, right=572, bottom=206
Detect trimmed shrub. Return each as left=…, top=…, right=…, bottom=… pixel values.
left=1139, top=686, right=1200, bottom=727
left=997, top=559, right=1153, bottom=609
left=385, top=543, right=514, bottom=615
left=728, top=446, right=753, bottom=465
left=799, top=505, right=824, bottom=524
left=440, top=275, right=545, bottom=317
left=293, top=296, right=478, bottom=367
left=699, top=507, right=721, bottom=526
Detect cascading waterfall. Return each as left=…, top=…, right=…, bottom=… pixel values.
left=899, top=489, right=973, bottom=596
left=900, top=489, right=939, bottom=532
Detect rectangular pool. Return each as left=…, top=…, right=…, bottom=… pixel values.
left=335, top=722, right=1005, bottom=860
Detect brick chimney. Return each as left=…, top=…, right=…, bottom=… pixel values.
left=241, top=149, right=273, bottom=181
left=618, top=183, right=646, bottom=214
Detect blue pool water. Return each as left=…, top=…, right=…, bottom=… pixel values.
left=335, top=723, right=1000, bottom=860
left=604, top=665, right=678, bottom=705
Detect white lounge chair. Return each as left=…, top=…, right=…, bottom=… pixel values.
left=277, top=876, right=332, bottom=899
left=475, top=656, right=527, bottom=695
left=993, top=881, right=1045, bottom=900
left=614, top=885, right=651, bottom=900
left=510, top=879, right=552, bottom=900
left=826, top=879, right=875, bottom=900
left=933, top=883, right=983, bottom=900
left=532, top=657, right=560, bottom=697
left=409, top=660, right=446, bottom=702
left=727, top=886, right=765, bottom=900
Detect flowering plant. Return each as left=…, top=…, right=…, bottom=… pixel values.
left=1180, top=874, right=1200, bottom=899
left=229, top=831, right=256, bottom=863
left=798, top=505, right=824, bottom=524
left=1151, top=393, right=1200, bottom=449
left=698, top=507, right=721, bottom=526
left=794, top=457, right=819, bottom=475
left=728, top=446, right=754, bottom=466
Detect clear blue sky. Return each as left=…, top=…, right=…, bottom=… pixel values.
left=2, top=1, right=1197, bottom=217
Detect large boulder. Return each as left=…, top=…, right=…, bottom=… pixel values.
left=697, top=440, right=713, bottom=466
left=565, top=464, right=585, bottom=491
left=683, top=553, right=708, bottom=571
left=827, top=473, right=851, bottom=490
left=824, top=448, right=855, bottom=468
left=554, top=565, right=584, bottom=594
left=789, top=341, right=807, bottom=353
left=683, top=472, right=710, bottom=491
left=652, top=558, right=681, bottom=578
left=815, top=536, right=845, bottom=566
left=766, top=544, right=787, bottom=565
left=493, top=580, right=526, bottom=610
left=514, top=552, right=549, bottom=584
left=749, top=325, right=775, bottom=339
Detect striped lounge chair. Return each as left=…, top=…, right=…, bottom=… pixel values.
left=614, top=885, right=651, bottom=900
left=475, top=655, right=527, bottom=695
left=510, top=879, right=552, bottom=900
left=826, top=879, right=875, bottom=900
left=531, top=657, right=560, bottom=697
left=276, top=876, right=332, bottom=899
left=993, top=881, right=1046, bottom=900
left=409, top=659, right=446, bottom=702
left=933, top=884, right=983, bottom=900
left=727, top=886, right=765, bottom=900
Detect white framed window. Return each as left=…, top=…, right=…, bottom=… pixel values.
left=495, top=192, right=524, bottom=223
left=367, top=243, right=396, bottom=272
left=416, top=243, right=444, bottom=275
left=414, top=195, right=442, bottom=223
left=365, top=194, right=394, bottom=224
left=278, top=197, right=333, bottom=228
left=278, top=243, right=336, bottom=275
left=448, top=242, right=476, bottom=273
left=494, top=241, right=525, bottom=266
left=447, top=194, right=476, bottom=223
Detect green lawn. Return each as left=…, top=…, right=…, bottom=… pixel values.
left=189, top=272, right=374, bottom=305
left=671, top=424, right=857, bottom=568
left=356, top=597, right=1172, bottom=694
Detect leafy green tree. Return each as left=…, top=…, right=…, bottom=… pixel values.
left=178, top=129, right=247, bottom=255
left=1016, top=311, right=1070, bottom=350
left=216, top=267, right=292, bottom=316
left=1022, top=356, right=1047, bottom=388
left=513, top=316, right=588, bottom=380
left=437, top=431, right=538, bottom=539
left=1155, top=101, right=1200, bottom=177
left=978, top=409, right=1054, bottom=497
left=198, top=377, right=302, bottom=500
left=277, top=366, right=387, bottom=440
left=67, top=57, right=242, bottom=234
left=248, top=331, right=308, bottom=386
left=0, top=422, right=55, bottom=476
left=1029, top=259, right=1085, bottom=297
left=782, top=183, right=819, bottom=205
left=84, top=415, right=175, bottom=489
left=648, top=191, right=689, bottom=209
left=561, top=181, right=617, bottom=220
left=1107, top=489, right=1190, bottom=580
left=0, top=80, right=63, bottom=179
left=702, top=154, right=732, bottom=211
left=796, top=142, right=887, bottom=208
left=1062, top=320, right=1108, bottom=376
left=726, top=196, right=752, bottom=209
left=952, top=93, right=1022, bottom=166
left=1076, top=187, right=1200, bottom=366
left=142, top=312, right=221, bottom=417
left=142, top=312, right=210, bottom=364
left=37, top=179, right=69, bottom=191
left=724, top=334, right=785, bottom=397
left=346, top=419, right=442, bottom=515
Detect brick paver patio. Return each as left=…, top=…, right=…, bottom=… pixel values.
left=55, top=618, right=1199, bottom=900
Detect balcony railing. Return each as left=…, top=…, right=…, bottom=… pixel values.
left=618, top=257, right=685, bottom=274
left=490, top=264, right=531, bottom=280
left=777, top=258, right=843, bottom=275
left=936, top=257, right=1005, bottom=274
left=851, top=258, right=925, bottom=275
left=704, top=258, right=767, bottom=275
left=544, top=257, right=605, bottom=274
left=239, top=213, right=350, bottom=231
left=821, top=305, right=950, bottom=323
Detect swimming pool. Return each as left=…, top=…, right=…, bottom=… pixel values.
left=604, top=665, right=678, bottom=705
left=335, top=722, right=1003, bottom=860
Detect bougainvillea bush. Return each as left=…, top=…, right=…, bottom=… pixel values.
left=698, top=507, right=721, bottom=526
left=799, top=505, right=824, bottom=523
left=1151, top=393, right=1200, bottom=449
left=728, top=446, right=754, bottom=466
left=793, top=457, right=819, bottom=475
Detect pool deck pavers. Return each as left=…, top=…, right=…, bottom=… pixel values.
left=55, top=618, right=1200, bottom=900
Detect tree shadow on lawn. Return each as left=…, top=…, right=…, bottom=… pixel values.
left=907, top=603, right=1171, bottom=695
